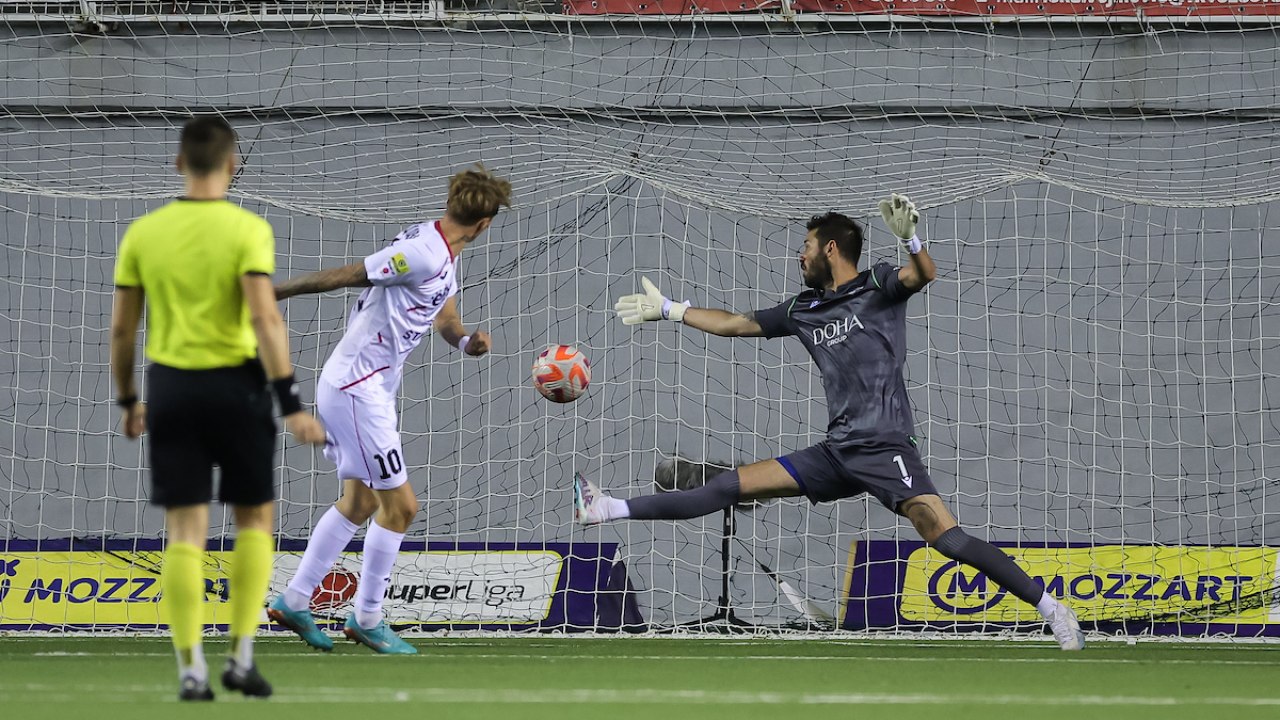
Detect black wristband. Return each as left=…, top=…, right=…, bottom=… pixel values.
left=271, top=375, right=303, bottom=416
left=116, top=394, right=138, bottom=408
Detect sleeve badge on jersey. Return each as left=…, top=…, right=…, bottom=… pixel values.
left=391, top=252, right=410, bottom=275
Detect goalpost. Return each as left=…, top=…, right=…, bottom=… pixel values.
left=1, top=1, right=1278, bottom=638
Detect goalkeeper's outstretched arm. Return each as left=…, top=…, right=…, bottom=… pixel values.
left=681, top=307, right=765, bottom=337
left=614, top=275, right=764, bottom=337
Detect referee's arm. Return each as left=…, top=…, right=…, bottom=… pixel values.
left=109, top=285, right=146, bottom=438
left=243, top=273, right=326, bottom=444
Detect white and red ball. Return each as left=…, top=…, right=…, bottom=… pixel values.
left=532, top=344, right=591, bottom=403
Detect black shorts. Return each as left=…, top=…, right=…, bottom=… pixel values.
left=778, top=439, right=937, bottom=512
left=145, top=360, right=277, bottom=508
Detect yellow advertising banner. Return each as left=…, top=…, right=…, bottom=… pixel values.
left=0, top=548, right=568, bottom=628
left=0, top=550, right=233, bottom=627
left=900, top=545, right=1280, bottom=624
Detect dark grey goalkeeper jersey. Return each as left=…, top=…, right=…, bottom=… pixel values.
left=754, top=262, right=919, bottom=447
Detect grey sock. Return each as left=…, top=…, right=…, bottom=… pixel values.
left=627, top=469, right=741, bottom=520
left=931, top=527, right=1044, bottom=606
left=655, top=457, right=734, bottom=491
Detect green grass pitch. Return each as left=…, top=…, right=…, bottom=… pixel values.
left=2, top=636, right=1278, bottom=720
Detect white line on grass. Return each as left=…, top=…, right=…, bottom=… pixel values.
left=8, top=635, right=1279, bottom=649
left=24, top=650, right=1280, bottom=666
left=4, top=685, right=1280, bottom=706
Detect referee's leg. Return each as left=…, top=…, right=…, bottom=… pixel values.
left=161, top=503, right=212, bottom=697
left=213, top=361, right=280, bottom=694
left=223, top=501, right=275, bottom=695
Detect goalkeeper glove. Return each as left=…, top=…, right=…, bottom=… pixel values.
left=614, top=276, right=690, bottom=325
left=878, top=192, right=923, bottom=254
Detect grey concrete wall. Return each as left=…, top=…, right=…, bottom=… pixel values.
left=2, top=19, right=1279, bottom=625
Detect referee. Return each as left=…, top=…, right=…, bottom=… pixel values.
left=109, top=117, right=325, bottom=701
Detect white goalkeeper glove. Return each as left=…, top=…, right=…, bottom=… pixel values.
left=614, top=276, right=690, bottom=325
left=878, top=192, right=923, bottom=254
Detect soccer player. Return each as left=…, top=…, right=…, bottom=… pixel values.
left=110, top=117, right=327, bottom=701
left=576, top=195, right=1086, bottom=650
left=266, top=165, right=511, bottom=654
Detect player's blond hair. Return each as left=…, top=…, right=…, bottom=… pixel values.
left=446, top=164, right=512, bottom=225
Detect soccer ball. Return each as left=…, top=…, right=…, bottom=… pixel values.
left=532, top=344, right=591, bottom=403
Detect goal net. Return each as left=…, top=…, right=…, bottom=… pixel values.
left=2, top=1, right=1278, bottom=638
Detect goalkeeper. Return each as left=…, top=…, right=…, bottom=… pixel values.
left=574, top=195, right=1085, bottom=650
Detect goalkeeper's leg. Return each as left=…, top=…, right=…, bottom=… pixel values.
left=574, top=458, right=802, bottom=525
left=901, top=494, right=1085, bottom=651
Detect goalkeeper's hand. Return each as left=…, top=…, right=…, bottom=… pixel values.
left=878, top=192, right=921, bottom=240
left=614, top=276, right=690, bottom=325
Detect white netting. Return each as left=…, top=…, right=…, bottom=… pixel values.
left=1, top=7, right=1278, bottom=635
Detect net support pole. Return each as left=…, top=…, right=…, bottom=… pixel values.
left=677, top=507, right=756, bottom=632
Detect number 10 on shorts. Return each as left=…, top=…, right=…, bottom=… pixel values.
left=373, top=449, right=403, bottom=481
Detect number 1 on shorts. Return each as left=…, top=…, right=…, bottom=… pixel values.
left=892, top=454, right=913, bottom=487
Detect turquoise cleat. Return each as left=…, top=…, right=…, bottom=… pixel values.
left=343, top=614, right=418, bottom=655
left=266, top=594, right=335, bottom=651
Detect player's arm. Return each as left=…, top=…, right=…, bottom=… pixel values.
left=243, top=273, right=326, bottom=445
left=878, top=193, right=936, bottom=291
left=109, top=286, right=146, bottom=438
left=274, top=262, right=371, bottom=301
left=681, top=308, right=766, bottom=337
left=614, top=276, right=767, bottom=337
left=434, top=295, right=490, bottom=356
left=898, top=244, right=936, bottom=291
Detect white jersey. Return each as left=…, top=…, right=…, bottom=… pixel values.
left=319, top=221, right=457, bottom=395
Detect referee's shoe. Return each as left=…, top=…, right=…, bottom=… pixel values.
left=222, top=659, right=273, bottom=698
left=179, top=676, right=214, bottom=702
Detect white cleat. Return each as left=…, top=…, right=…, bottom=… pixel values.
left=573, top=472, right=609, bottom=526
left=1049, top=604, right=1086, bottom=651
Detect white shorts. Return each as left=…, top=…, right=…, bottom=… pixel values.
left=316, top=379, right=407, bottom=490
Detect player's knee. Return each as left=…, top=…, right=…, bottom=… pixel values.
left=378, top=494, right=418, bottom=531
left=900, top=495, right=957, bottom=543
left=335, top=501, right=372, bottom=525
left=336, top=492, right=378, bottom=524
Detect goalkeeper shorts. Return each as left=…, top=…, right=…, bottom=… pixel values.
left=778, top=438, right=937, bottom=513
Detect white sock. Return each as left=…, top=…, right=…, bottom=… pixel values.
left=232, top=636, right=254, bottom=670
left=355, top=520, right=404, bottom=629
left=604, top=497, right=631, bottom=521
left=1036, top=590, right=1063, bottom=619
left=285, top=506, right=361, bottom=612
left=176, top=644, right=208, bottom=682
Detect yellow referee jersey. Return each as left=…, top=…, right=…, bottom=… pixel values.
left=113, top=199, right=275, bottom=370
